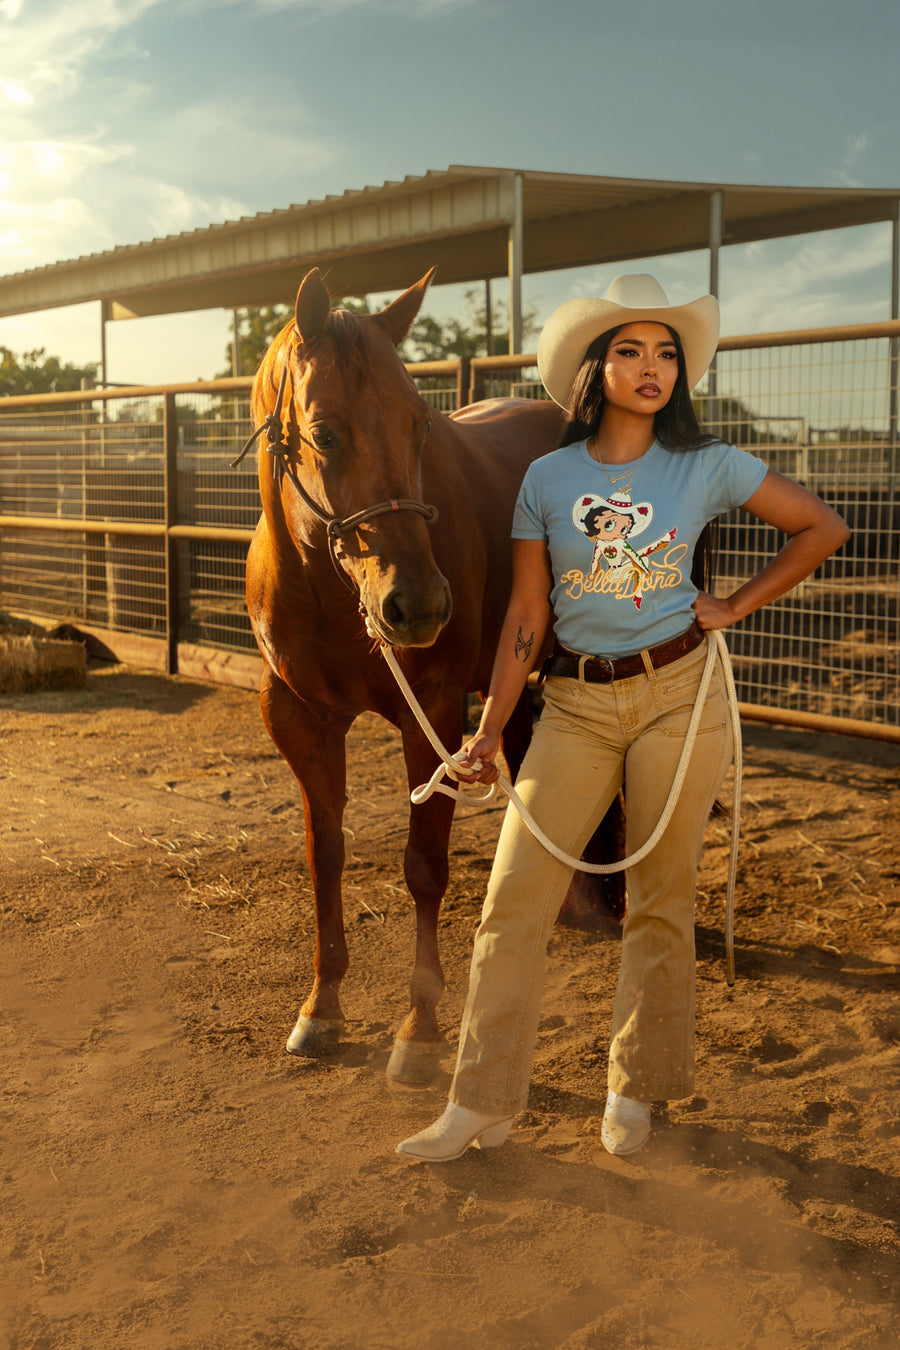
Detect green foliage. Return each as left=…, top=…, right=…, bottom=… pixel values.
left=0, top=346, right=99, bottom=397
left=219, top=296, right=375, bottom=378
left=400, top=287, right=540, bottom=363
left=219, top=287, right=539, bottom=378
left=217, top=306, right=291, bottom=378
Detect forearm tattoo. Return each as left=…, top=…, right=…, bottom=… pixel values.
left=514, top=627, right=534, bottom=662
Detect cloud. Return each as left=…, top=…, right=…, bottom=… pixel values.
left=0, top=2, right=160, bottom=103
left=0, top=136, right=129, bottom=262
left=0, top=1, right=343, bottom=269
left=1, top=77, right=30, bottom=105
left=828, top=132, right=875, bottom=188
left=248, top=0, right=479, bottom=12
left=521, top=222, right=892, bottom=348
left=720, top=224, right=893, bottom=334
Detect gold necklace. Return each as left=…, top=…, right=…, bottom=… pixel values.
left=596, top=457, right=636, bottom=497
left=588, top=440, right=644, bottom=498
left=599, top=462, right=632, bottom=486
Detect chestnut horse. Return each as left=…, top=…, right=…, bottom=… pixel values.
left=245, top=267, right=567, bottom=1084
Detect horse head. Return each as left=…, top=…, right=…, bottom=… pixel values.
left=251, top=268, right=453, bottom=648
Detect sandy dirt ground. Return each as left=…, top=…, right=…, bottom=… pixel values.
left=1, top=664, right=898, bottom=1350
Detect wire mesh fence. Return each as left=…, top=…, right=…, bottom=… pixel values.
left=0, top=326, right=897, bottom=737
left=470, top=333, right=899, bottom=737
left=698, top=335, right=898, bottom=732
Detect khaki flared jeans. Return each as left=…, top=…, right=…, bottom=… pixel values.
left=449, top=636, right=733, bottom=1115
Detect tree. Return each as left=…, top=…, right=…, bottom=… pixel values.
left=218, top=287, right=539, bottom=379
left=0, top=346, right=99, bottom=397
left=218, top=296, right=374, bottom=378
left=217, top=307, right=291, bottom=379
left=399, top=288, right=540, bottom=363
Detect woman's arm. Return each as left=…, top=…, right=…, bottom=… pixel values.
left=693, top=468, right=851, bottom=631
left=457, top=538, right=553, bottom=783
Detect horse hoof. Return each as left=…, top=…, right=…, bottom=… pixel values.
left=285, top=1015, right=344, bottom=1058
left=386, top=1037, right=444, bottom=1085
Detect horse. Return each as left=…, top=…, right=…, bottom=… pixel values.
left=243, top=266, right=610, bottom=1085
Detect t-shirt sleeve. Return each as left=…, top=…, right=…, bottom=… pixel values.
left=511, top=462, right=548, bottom=540
left=703, top=442, right=769, bottom=518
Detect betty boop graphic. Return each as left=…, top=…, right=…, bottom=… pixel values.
left=572, top=489, right=677, bottom=611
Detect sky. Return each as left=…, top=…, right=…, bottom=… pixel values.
left=1, top=0, right=899, bottom=385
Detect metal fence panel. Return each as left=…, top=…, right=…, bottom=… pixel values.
left=699, top=338, right=897, bottom=731
left=0, top=329, right=897, bottom=738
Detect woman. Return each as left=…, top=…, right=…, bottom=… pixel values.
left=396, top=274, right=850, bottom=1162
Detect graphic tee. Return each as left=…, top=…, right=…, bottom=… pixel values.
left=512, top=438, right=768, bottom=658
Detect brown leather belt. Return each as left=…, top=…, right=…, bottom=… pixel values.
left=540, top=621, right=704, bottom=684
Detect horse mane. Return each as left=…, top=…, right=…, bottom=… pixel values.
left=320, top=307, right=372, bottom=375
left=257, top=306, right=377, bottom=421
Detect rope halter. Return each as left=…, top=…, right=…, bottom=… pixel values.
left=232, top=356, right=439, bottom=594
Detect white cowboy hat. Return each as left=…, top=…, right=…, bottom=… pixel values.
left=538, top=274, right=720, bottom=410
left=572, top=489, right=654, bottom=540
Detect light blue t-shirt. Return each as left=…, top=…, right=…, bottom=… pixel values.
left=512, top=439, right=768, bottom=657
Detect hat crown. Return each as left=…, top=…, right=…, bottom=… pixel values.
left=537, top=271, right=719, bottom=409
left=604, top=273, right=671, bottom=310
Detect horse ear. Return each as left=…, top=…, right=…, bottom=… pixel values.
left=374, top=268, right=437, bottom=347
left=294, top=268, right=331, bottom=346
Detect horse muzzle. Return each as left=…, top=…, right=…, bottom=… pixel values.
left=365, top=574, right=453, bottom=648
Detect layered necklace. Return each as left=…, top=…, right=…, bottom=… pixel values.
left=589, top=442, right=645, bottom=499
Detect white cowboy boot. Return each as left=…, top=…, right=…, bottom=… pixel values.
left=396, top=1102, right=514, bottom=1162
left=601, top=1089, right=651, bottom=1156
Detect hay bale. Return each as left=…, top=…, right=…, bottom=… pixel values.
left=0, top=635, right=87, bottom=694
left=0, top=611, right=46, bottom=638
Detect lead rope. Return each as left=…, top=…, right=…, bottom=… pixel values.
left=379, top=630, right=742, bottom=985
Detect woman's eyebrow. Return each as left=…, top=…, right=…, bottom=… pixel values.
left=613, top=337, right=677, bottom=349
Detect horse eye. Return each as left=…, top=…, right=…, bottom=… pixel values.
left=311, top=427, right=335, bottom=450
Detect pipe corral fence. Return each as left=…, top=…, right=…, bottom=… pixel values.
left=0, top=320, right=898, bottom=743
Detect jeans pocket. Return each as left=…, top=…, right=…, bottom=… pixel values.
left=541, top=675, right=585, bottom=722
left=656, top=664, right=727, bottom=737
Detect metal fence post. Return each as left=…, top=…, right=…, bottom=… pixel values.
left=456, top=358, right=471, bottom=410
left=890, top=201, right=899, bottom=476
left=163, top=391, right=180, bottom=675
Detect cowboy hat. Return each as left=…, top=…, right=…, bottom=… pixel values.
left=572, top=489, right=654, bottom=540
left=537, top=274, right=720, bottom=410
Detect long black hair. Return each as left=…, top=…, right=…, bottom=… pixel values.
left=560, top=323, right=718, bottom=591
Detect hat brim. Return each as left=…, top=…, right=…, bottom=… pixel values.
left=537, top=293, right=720, bottom=410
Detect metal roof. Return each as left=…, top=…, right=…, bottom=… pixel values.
left=1, top=165, right=898, bottom=321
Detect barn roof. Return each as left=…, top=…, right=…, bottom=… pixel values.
left=1, top=165, right=898, bottom=323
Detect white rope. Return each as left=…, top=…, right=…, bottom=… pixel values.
left=380, top=632, right=742, bottom=985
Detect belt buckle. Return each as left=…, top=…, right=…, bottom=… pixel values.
left=580, top=654, right=615, bottom=682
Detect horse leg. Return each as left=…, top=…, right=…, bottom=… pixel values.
left=260, top=667, right=353, bottom=1058
left=386, top=712, right=459, bottom=1085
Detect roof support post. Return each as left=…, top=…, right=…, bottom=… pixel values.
left=232, top=309, right=240, bottom=378
left=890, top=199, right=899, bottom=462
left=508, top=172, right=524, bottom=357
left=100, top=300, right=110, bottom=388
left=484, top=279, right=493, bottom=356
left=708, top=189, right=723, bottom=298
left=706, top=189, right=724, bottom=432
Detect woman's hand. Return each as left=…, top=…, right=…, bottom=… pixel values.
left=692, top=591, right=738, bottom=631
left=454, top=731, right=502, bottom=786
